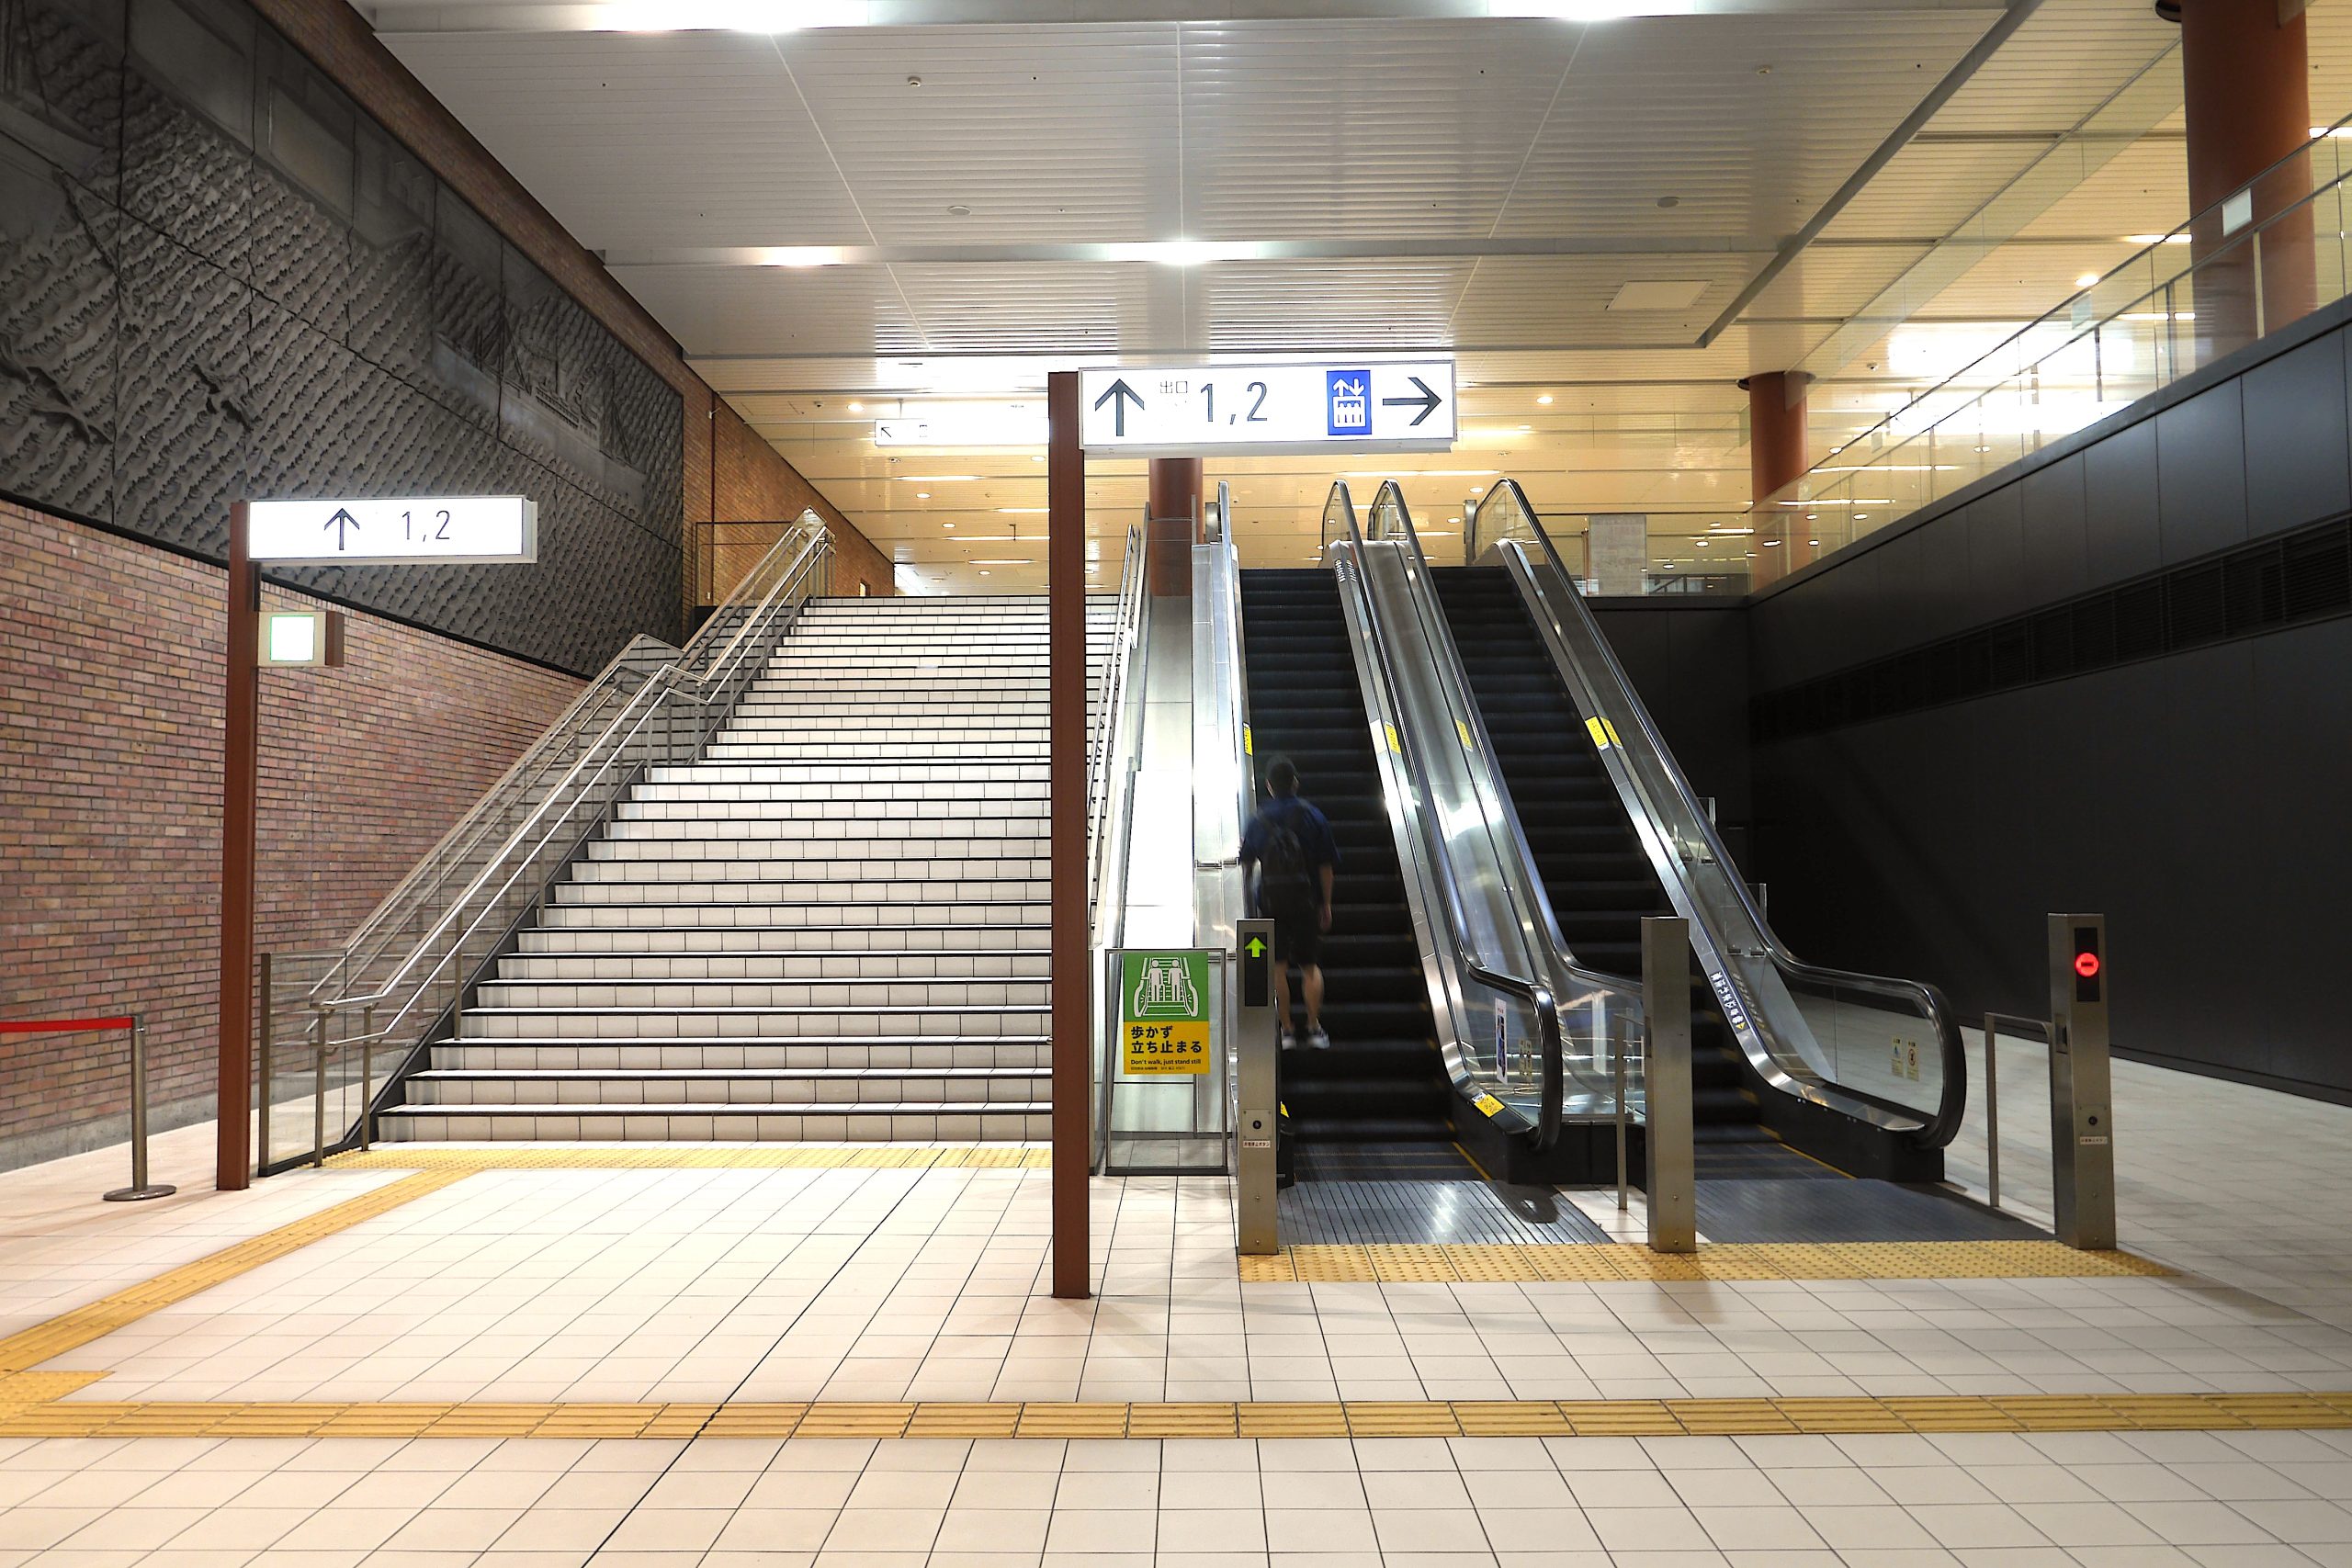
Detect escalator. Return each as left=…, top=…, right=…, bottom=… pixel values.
left=1238, top=570, right=1451, bottom=1156
left=1431, top=567, right=1775, bottom=1168
left=1447, top=479, right=1966, bottom=1184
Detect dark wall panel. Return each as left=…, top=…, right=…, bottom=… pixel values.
left=0, top=0, right=683, bottom=673
left=1751, top=303, right=2352, bottom=1100
left=2240, top=332, right=2352, bottom=533
left=1589, top=604, right=1751, bottom=823
left=2154, top=381, right=2248, bottom=563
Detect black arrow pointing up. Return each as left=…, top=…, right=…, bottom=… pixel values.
left=323, top=507, right=361, bottom=549
left=1380, top=375, right=1443, bottom=428
left=1092, top=378, right=1145, bottom=437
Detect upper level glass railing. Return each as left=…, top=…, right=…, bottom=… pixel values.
left=1475, top=479, right=1966, bottom=1151
left=1757, top=116, right=2352, bottom=564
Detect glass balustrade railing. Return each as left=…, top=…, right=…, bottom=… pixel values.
left=1476, top=479, right=1966, bottom=1156
left=1758, top=117, right=2352, bottom=565
left=1319, top=481, right=1598, bottom=1143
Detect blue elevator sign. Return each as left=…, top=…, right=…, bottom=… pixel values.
left=1326, top=369, right=1371, bottom=435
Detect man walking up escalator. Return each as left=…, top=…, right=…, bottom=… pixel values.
left=1241, top=757, right=1339, bottom=1050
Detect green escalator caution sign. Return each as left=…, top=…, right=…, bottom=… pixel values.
left=1122, top=951, right=1212, bottom=1077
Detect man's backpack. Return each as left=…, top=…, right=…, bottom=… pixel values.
left=1257, top=807, right=1316, bottom=903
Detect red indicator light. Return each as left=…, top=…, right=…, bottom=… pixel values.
left=2074, top=952, right=2101, bottom=979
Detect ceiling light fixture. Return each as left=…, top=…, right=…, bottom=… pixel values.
left=590, top=0, right=866, bottom=32
left=847, top=401, right=863, bottom=412
left=915, top=492, right=931, bottom=500
left=754, top=246, right=851, bottom=267
left=2074, top=273, right=2100, bottom=289
left=1536, top=394, right=1555, bottom=405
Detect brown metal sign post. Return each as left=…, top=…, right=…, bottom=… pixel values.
left=218, top=501, right=258, bottom=1191
left=1048, top=370, right=1091, bottom=1300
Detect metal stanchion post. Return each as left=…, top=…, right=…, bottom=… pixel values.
left=359, top=1004, right=375, bottom=1151
left=311, top=1009, right=328, bottom=1168
left=1640, top=917, right=1695, bottom=1253
left=1611, top=1015, right=1630, bottom=1213
left=1982, top=1012, right=2000, bottom=1211
left=256, top=954, right=273, bottom=1172
left=104, top=1018, right=176, bottom=1202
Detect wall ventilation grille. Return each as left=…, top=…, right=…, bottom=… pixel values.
left=1752, top=516, right=2352, bottom=743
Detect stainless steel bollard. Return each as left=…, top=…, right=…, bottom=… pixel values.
left=1640, top=917, right=1695, bottom=1253
left=1234, top=919, right=1280, bottom=1257
left=103, top=1019, right=177, bottom=1202
left=2047, top=913, right=2117, bottom=1249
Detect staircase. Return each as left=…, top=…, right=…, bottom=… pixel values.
left=382, top=594, right=1106, bottom=1144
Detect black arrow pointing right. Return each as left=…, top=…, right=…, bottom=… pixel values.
left=1380, top=375, right=1443, bottom=428
left=1092, top=378, right=1145, bottom=437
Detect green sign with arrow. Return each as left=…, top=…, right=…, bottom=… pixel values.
left=1120, top=950, right=1212, bottom=1077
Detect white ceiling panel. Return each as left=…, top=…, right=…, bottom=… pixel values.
left=777, top=25, right=1183, bottom=245
left=1178, top=19, right=1581, bottom=240
left=1495, top=12, right=1994, bottom=242
left=380, top=31, right=872, bottom=248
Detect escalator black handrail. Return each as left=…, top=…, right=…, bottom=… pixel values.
left=1481, top=478, right=1968, bottom=1149
left=1324, top=481, right=1565, bottom=1148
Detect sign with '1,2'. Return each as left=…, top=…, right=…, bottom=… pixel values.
left=246, top=495, right=538, bottom=566
left=1079, top=361, right=1456, bottom=457
left=1120, top=951, right=1214, bottom=1077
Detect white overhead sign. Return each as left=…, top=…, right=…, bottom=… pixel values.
left=875, top=404, right=1048, bottom=447
left=248, top=496, right=537, bottom=566
left=1077, top=361, right=1456, bottom=457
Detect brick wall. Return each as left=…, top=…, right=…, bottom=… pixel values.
left=0, top=502, right=582, bottom=1170
left=702, top=400, right=897, bottom=602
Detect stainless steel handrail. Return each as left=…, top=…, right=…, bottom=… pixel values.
left=1361, top=482, right=1649, bottom=1117
left=1323, top=481, right=1567, bottom=1147
left=262, top=515, right=835, bottom=1169
left=1481, top=478, right=1966, bottom=1147
left=1089, top=514, right=1151, bottom=1171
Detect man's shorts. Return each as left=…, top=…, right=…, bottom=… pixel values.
left=1266, top=896, right=1324, bottom=968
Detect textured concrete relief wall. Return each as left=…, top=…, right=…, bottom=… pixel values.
left=0, top=0, right=684, bottom=673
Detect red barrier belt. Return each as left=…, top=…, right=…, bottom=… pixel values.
left=0, top=1017, right=133, bottom=1033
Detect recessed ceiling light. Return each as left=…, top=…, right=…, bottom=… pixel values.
left=1853, top=513, right=1869, bottom=520
left=2074, top=273, right=2099, bottom=289
left=1695, top=538, right=1711, bottom=547
left=1517, top=423, right=1532, bottom=431
left=847, top=401, right=863, bottom=412
left=1536, top=394, right=1554, bottom=405
left=944, top=523, right=956, bottom=529
left=979, top=570, right=990, bottom=576
left=1606, top=279, right=1710, bottom=312
left=915, top=491, right=931, bottom=500
left=948, top=204, right=971, bottom=217
left=1808, top=539, right=1820, bottom=546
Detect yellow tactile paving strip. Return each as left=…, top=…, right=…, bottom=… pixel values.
left=1, top=1393, right=2348, bottom=1441
left=0, top=1170, right=469, bottom=1375
left=1238, top=1242, right=2173, bottom=1283
left=6, top=1146, right=2340, bottom=1441
left=328, top=1145, right=1051, bottom=1171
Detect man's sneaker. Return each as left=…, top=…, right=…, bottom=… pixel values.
left=1306, top=1026, right=1331, bottom=1050
left=1280, top=1026, right=1298, bottom=1049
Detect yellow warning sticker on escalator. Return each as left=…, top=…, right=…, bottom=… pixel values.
left=1585, top=716, right=1623, bottom=750
left=1473, top=1092, right=1505, bottom=1117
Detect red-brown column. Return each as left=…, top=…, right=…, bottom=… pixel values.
left=1046, top=371, right=1091, bottom=1301
left=2181, top=0, right=2312, bottom=355
left=1741, top=371, right=1811, bottom=588
left=1146, top=457, right=1202, bottom=594
left=218, top=502, right=257, bottom=1191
